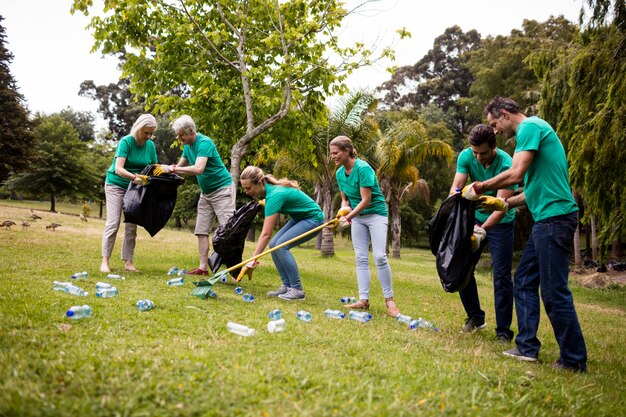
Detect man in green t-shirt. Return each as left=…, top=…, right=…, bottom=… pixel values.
left=463, top=96, right=587, bottom=372
left=449, top=124, right=516, bottom=343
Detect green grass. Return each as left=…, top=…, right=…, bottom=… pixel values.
left=0, top=202, right=624, bottom=417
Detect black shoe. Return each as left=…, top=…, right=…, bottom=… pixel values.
left=502, top=348, right=538, bottom=362
left=495, top=334, right=512, bottom=345
left=553, top=361, right=587, bottom=373
left=461, top=317, right=487, bottom=333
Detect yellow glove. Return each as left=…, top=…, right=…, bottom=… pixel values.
left=470, top=225, right=487, bottom=252
left=235, top=260, right=259, bottom=283
left=132, top=174, right=150, bottom=186
left=153, top=164, right=173, bottom=176
left=461, top=182, right=482, bottom=201
left=477, top=196, right=509, bottom=212
left=258, top=199, right=265, bottom=207
left=336, top=206, right=351, bottom=218
left=328, top=206, right=352, bottom=230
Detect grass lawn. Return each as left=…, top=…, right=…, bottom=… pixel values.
left=0, top=202, right=624, bottom=417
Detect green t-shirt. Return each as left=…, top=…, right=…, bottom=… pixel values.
left=105, top=135, right=158, bottom=189
left=457, top=147, right=516, bottom=224
left=182, top=133, right=232, bottom=194
left=264, top=184, right=324, bottom=222
left=335, top=158, right=388, bottom=217
left=515, top=117, right=578, bottom=221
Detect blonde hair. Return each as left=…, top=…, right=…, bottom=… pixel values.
left=240, top=166, right=300, bottom=189
left=130, top=114, right=157, bottom=138
left=329, top=135, right=357, bottom=158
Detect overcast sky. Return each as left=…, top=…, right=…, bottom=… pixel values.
left=1, top=0, right=581, bottom=123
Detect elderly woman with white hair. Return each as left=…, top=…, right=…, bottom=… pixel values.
left=100, top=114, right=159, bottom=273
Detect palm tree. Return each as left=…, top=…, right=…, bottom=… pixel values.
left=375, top=119, right=454, bottom=258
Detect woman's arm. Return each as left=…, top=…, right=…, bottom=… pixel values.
left=252, top=214, right=279, bottom=257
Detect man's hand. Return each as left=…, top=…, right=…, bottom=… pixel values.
left=132, top=174, right=149, bottom=187
left=461, top=182, right=482, bottom=201
left=236, top=260, right=259, bottom=282
left=471, top=225, right=487, bottom=252
left=477, top=196, right=508, bottom=212
left=153, top=164, right=173, bottom=176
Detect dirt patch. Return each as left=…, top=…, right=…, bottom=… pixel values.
left=572, top=270, right=626, bottom=289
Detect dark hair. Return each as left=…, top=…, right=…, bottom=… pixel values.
left=483, top=96, right=521, bottom=117
left=329, top=135, right=357, bottom=158
left=468, top=124, right=496, bottom=148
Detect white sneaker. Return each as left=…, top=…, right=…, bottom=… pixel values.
left=278, top=288, right=305, bottom=300
left=267, top=285, right=288, bottom=297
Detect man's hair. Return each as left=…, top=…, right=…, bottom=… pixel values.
left=171, top=115, right=197, bottom=135
left=468, top=124, right=496, bottom=148
left=483, top=96, right=521, bottom=117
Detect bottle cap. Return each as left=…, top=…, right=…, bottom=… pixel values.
left=66, top=310, right=74, bottom=317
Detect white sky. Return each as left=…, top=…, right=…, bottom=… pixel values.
left=1, top=0, right=582, bottom=122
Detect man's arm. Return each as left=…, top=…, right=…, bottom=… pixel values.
left=481, top=188, right=514, bottom=231
left=450, top=172, right=468, bottom=195
left=173, top=156, right=207, bottom=176
left=477, top=150, right=534, bottom=193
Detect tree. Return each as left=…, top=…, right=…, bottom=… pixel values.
left=0, top=15, right=35, bottom=183
left=56, top=107, right=96, bottom=143
left=3, top=115, right=102, bottom=212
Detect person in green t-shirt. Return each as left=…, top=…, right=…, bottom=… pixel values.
left=238, top=166, right=324, bottom=300
left=101, top=114, right=158, bottom=274
left=449, top=124, right=516, bottom=343
left=329, top=136, right=401, bottom=317
left=156, top=115, right=235, bottom=276
left=463, top=96, right=587, bottom=372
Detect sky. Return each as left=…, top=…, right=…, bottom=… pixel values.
left=1, top=0, right=582, bottom=125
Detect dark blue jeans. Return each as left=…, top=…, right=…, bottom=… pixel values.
left=514, top=212, right=587, bottom=370
left=460, top=221, right=515, bottom=339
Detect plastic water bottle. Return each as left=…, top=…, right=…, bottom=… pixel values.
left=53, top=281, right=72, bottom=292
left=297, top=310, right=312, bottom=322
left=348, top=310, right=372, bottom=322
left=234, top=286, right=243, bottom=295
left=410, top=318, right=439, bottom=332
left=226, top=322, right=256, bottom=337
left=267, top=318, right=287, bottom=333
left=66, top=305, right=92, bottom=319
left=324, top=309, right=345, bottom=319
left=106, top=274, right=125, bottom=280
left=136, top=299, right=155, bottom=311
left=167, top=277, right=184, bottom=286
left=268, top=309, right=282, bottom=320
left=71, top=271, right=89, bottom=280
left=396, top=313, right=413, bottom=325
left=66, top=284, right=88, bottom=296
left=167, top=266, right=179, bottom=276
left=96, top=287, right=118, bottom=298
left=177, top=268, right=187, bottom=277
left=207, top=289, right=218, bottom=299
left=220, top=275, right=227, bottom=283
left=95, top=282, right=112, bottom=290
left=341, top=296, right=357, bottom=304
left=242, top=293, right=254, bottom=302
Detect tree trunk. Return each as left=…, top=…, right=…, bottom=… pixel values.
left=573, top=191, right=581, bottom=269
left=175, top=216, right=182, bottom=228
left=247, top=227, right=256, bottom=242
left=591, top=215, right=598, bottom=261
left=49, top=193, right=56, bottom=213
left=390, top=196, right=401, bottom=259
left=99, top=198, right=104, bottom=218
left=318, top=177, right=336, bottom=257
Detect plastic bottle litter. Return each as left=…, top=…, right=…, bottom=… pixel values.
left=348, top=310, right=372, bottom=322
left=95, top=282, right=112, bottom=290
left=96, top=287, right=118, bottom=298
left=324, top=309, right=345, bottom=319
left=66, top=305, right=92, bottom=319
left=296, top=310, right=312, bottom=322
left=106, top=274, right=125, bottom=280
left=268, top=309, right=282, bottom=320
left=167, top=277, right=184, bottom=286
left=60, top=283, right=88, bottom=296
left=71, top=271, right=89, bottom=280
left=234, top=287, right=243, bottom=295
left=177, top=268, right=187, bottom=277
left=220, top=275, right=227, bottom=283
left=396, top=313, right=413, bottom=325
left=136, top=299, right=155, bottom=311
left=226, top=322, right=256, bottom=337
left=167, top=266, right=179, bottom=276
left=409, top=318, right=439, bottom=332
left=340, top=296, right=357, bottom=304
left=53, top=281, right=72, bottom=292
left=207, top=289, right=218, bottom=299
left=267, top=318, right=287, bottom=333
left=242, top=293, right=254, bottom=302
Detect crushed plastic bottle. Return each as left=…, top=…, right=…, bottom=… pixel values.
left=268, top=309, right=282, bottom=320
left=59, top=283, right=88, bottom=296
left=167, top=266, right=179, bottom=276
left=136, top=299, right=155, bottom=311
left=226, top=322, right=256, bottom=337
left=340, top=296, right=357, bottom=304
left=234, top=287, right=243, bottom=295
left=95, top=282, right=112, bottom=290
left=242, top=293, right=254, bottom=302
left=53, top=281, right=72, bottom=292
left=106, top=274, right=125, bottom=280
left=348, top=310, right=372, bottom=322
left=177, top=268, right=187, bottom=277
left=167, top=277, right=184, bottom=286
left=409, top=317, right=439, bottom=332
left=267, top=318, right=287, bottom=333
left=96, top=287, right=118, bottom=298
left=396, top=313, right=413, bottom=325
left=66, top=305, right=92, bottom=319
left=297, top=310, right=312, bottom=322
left=71, top=271, right=89, bottom=280
left=324, top=309, right=345, bottom=319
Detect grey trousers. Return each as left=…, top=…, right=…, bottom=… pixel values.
left=101, top=184, right=137, bottom=261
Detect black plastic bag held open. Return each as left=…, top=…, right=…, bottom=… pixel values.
left=428, top=193, right=477, bottom=293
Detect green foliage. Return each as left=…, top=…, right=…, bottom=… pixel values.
left=56, top=107, right=96, bottom=142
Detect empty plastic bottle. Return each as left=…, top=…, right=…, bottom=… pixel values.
left=177, top=268, right=187, bottom=277
left=167, top=277, right=184, bottom=286
left=324, top=309, right=345, bottom=319
left=106, top=274, right=125, bottom=280
left=226, top=322, right=256, bottom=337
left=242, top=293, right=254, bottom=302
left=71, top=271, right=89, bottom=280
left=53, top=281, right=72, bottom=292
left=234, top=286, right=243, bottom=295
left=348, top=310, right=372, bottom=322
left=396, top=313, right=413, bottom=325
left=410, top=317, right=439, bottom=332
left=297, top=310, right=312, bottom=322
left=341, top=296, right=357, bottom=304
left=268, top=309, right=282, bottom=320
left=65, top=284, right=88, bottom=296
left=207, top=289, right=218, bottom=299
left=95, top=282, right=112, bottom=290
left=267, top=318, right=287, bottom=333
left=136, top=299, right=155, bottom=311
left=96, top=287, right=118, bottom=298
left=66, top=305, right=92, bottom=319
left=167, top=266, right=179, bottom=276
left=220, top=275, right=228, bottom=283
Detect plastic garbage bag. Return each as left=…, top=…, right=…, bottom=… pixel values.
left=428, top=193, right=482, bottom=293
left=124, top=164, right=185, bottom=237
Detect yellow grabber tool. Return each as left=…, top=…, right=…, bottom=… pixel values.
left=190, top=207, right=351, bottom=299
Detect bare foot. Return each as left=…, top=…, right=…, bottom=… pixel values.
left=125, top=263, right=140, bottom=273
left=100, top=263, right=111, bottom=273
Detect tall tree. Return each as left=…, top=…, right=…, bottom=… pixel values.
left=0, top=15, right=35, bottom=183
left=56, top=108, right=96, bottom=143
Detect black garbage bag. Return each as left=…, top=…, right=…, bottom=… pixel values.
left=207, top=200, right=262, bottom=277
left=428, top=193, right=480, bottom=293
left=124, top=164, right=185, bottom=237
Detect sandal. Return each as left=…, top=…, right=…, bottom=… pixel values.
left=345, top=299, right=369, bottom=310
left=385, top=297, right=400, bottom=317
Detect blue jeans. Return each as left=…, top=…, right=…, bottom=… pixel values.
left=460, top=221, right=514, bottom=339
left=269, top=218, right=324, bottom=290
left=351, top=214, right=393, bottom=299
left=514, top=212, right=587, bottom=370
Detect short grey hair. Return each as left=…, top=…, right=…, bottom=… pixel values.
left=171, top=115, right=197, bottom=135
left=130, top=114, right=157, bottom=138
